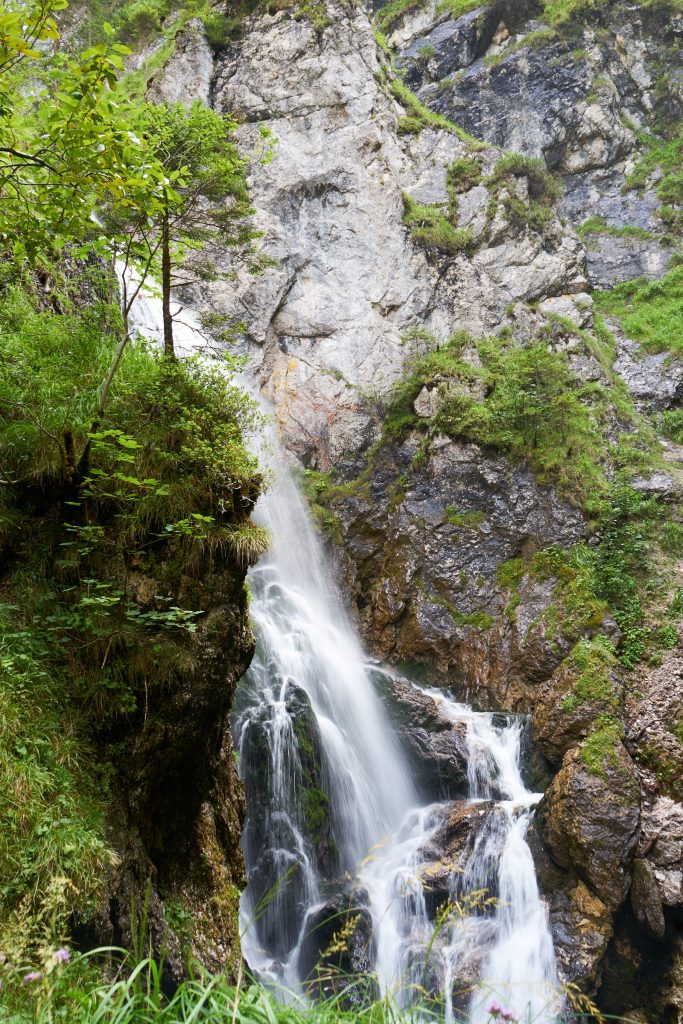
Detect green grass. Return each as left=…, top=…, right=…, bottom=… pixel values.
left=561, top=636, right=620, bottom=712
left=0, top=610, right=114, bottom=964
left=435, top=0, right=484, bottom=17
left=389, top=79, right=486, bottom=147
left=576, top=216, right=656, bottom=241
left=0, top=277, right=263, bottom=964
left=375, top=0, right=428, bottom=32
left=594, top=265, right=683, bottom=355
left=1, top=953, right=394, bottom=1023
left=402, top=194, right=473, bottom=255
left=444, top=507, right=485, bottom=529
left=580, top=714, right=624, bottom=777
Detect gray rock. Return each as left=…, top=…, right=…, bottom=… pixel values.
left=638, top=797, right=683, bottom=908
left=147, top=19, right=214, bottom=106
left=612, top=329, right=683, bottom=411
left=370, top=668, right=469, bottom=798
left=631, top=858, right=666, bottom=941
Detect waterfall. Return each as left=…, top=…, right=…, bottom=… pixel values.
left=124, top=277, right=561, bottom=1021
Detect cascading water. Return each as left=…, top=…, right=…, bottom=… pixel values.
left=124, top=277, right=561, bottom=1021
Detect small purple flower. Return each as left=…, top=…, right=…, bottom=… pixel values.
left=488, top=1001, right=503, bottom=1017
left=23, top=971, right=44, bottom=983
left=54, top=948, right=70, bottom=964
left=501, top=1008, right=517, bottom=1022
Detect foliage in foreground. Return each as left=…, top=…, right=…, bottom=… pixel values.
left=0, top=947, right=600, bottom=1024
left=0, top=278, right=263, bottom=963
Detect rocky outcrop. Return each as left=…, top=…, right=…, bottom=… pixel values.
left=83, top=535, right=255, bottom=984
left=532, top=646, right=624, bottom=767
left=370, top=668, right=469, bottom=798
left=172, top=2, right=588, bottom=468
left=394, top=1, right=681, bottom=288
left=297, top=890, right=378, bottom=1006
left=538, top=744, right=641, bottom=911
left=332, top=433, right=586, bottom=709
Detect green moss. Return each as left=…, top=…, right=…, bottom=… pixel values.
left=624, top=121, right=683, bottom=236
left=580, top=715, right=623, bottom=777
left=577, top=216, right=657, bottom=241
left=489, top=153, right=564, bottom=204
left=424, top=588, right=494, bottom=630
left=435, top=0, right=487, bottom=16
left=444, top=507, right=485, bottom=529
left=562, top=636, right=619, bottom=712
left=302, top=786, right=330, bottom=841
left=446, top=158, right=483, bottom=196
left=530, top=544, right=609, bottom=644
left=484, top=28, right=558, bottom=66
left=390, top=79, right=487, bottom=147
left=594, top=266, right=683, bottom=356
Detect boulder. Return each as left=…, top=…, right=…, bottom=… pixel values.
left=418, top=801, right=498, bottom=916
left=370, top=669, right=469, bottom=799
left=537, top=745, right=641, bottom=912
left=297, top=889, right=378, bottom=1006
left=528, top=825, right=613, bottom=991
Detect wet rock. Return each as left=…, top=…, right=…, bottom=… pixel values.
left=418, top=801, right=498, bottom=916
left=238, top=683, right=337, bottom=958
left=297, top=889, right=378, bottom=1006
left=537, top=745, right=641, bottom=912
left=239, top=683, right=335, bottom=871
left=528, top=825, right=613, bottom=991
left=631, top=858, right=665, bottom=941
left=370, top=669, right=469, bottom=799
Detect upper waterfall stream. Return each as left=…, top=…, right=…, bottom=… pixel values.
left=125, top=278, right=561, bottom=1022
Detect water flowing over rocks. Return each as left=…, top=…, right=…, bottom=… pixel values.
left=142, top=0, right=683, bottom=1009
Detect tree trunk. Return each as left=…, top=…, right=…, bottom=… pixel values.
left=161, top=210, right=175, bottom=360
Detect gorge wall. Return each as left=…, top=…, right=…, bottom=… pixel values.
left=140, top=0, right=683, bottom=1016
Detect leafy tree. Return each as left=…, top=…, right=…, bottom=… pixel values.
left=120, top=100, right=266, bottom=359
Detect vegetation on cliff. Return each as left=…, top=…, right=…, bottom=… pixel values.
left=0, top=0, right=266, bottom=1001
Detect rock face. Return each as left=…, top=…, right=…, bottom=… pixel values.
left=334, top=433, right=586, bottom=710
left=538, top=745, right=641, bottom=911
left=193, top=2, right=587, bottom=468
left=74, top=524, right=256, bottom=984
left=370, top=668, right=469, bottom=798
left=395, top=0, right=681, bottom=288
left=297, top=890, right=378, bottom=1005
